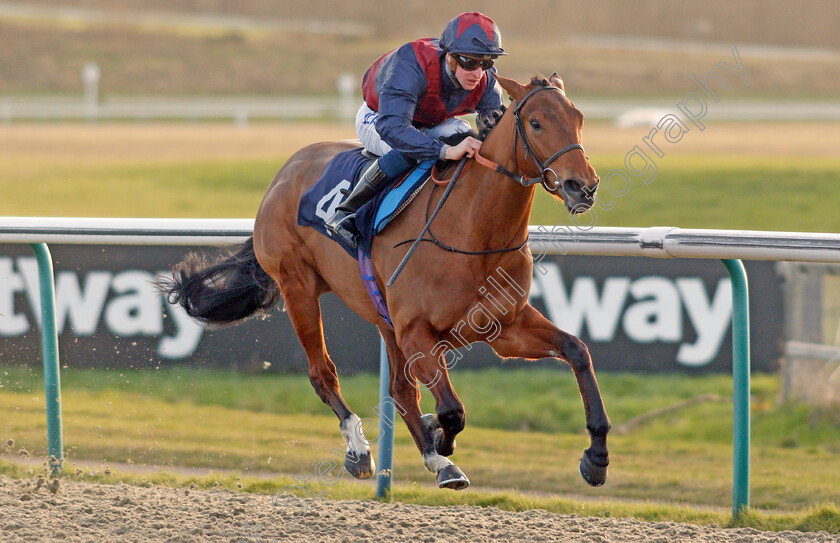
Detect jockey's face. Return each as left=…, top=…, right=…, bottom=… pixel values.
left=446, top=53, right=486, bottom=91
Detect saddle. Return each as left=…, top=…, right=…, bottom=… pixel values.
left=298, top=147, right=434, bottom=257
left=297, top=147, right=436, bottom=326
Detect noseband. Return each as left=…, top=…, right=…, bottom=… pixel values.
left=475, top=85, right=585, bottom=192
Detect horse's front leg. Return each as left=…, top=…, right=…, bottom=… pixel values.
left=491, top=303, right=610, bottom=486
left=387, top=321, right=470, bottom=490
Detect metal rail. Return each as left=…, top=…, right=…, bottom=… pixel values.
left=5, top=219, right=840, bottom=516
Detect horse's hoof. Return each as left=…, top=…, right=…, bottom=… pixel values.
left=436, top=464, right=470, bottom=490
left=578, top=449, right=608, bottom=487
left=345, top=450, right=375, bottom=480
left=422, top=413, right=455, bottom=456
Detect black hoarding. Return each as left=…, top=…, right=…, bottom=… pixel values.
left=0, top=244, right=783, bottom=373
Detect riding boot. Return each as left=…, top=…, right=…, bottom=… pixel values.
left=325, top=158, right=390, bottom=249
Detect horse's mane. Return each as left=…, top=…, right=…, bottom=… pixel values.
left=477, top=75, right=553, bottom=140
left=439, top=131, right=479, bottom=146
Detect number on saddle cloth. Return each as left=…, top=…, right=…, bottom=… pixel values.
left=297, top=147, right=435, bottom=259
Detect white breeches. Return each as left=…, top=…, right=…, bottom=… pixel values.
left=355, top=103, right=472, bottom=157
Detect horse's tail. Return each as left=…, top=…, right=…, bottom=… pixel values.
left=156, top=237, right=281, bottom=325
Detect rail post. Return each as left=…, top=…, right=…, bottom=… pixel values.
left=722, top=259, right=750, bottom=517
left=376, top=338, right=395, bottom=498
left=29, top=243, right=63, bottom=474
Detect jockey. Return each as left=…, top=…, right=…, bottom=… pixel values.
left=326, top=11, right=507, bottom=248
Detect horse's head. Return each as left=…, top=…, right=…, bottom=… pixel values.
left=493, top=73, right=599, bottom=214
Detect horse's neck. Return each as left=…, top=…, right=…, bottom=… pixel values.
left=453, top=124, right=535, bottom=249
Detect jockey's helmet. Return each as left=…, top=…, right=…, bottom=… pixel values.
left=440, top=12, right=506, bottom=58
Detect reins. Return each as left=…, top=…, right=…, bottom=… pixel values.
left=392, top=233, right=529, bottom=256
left=392, top=183, right=529, bottom=255
left=386, top=157, right=468, bottom=287
left=397, top=158, right=530, bottom=257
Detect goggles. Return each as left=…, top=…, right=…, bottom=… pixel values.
left=453, top=54, right=495, bottom=71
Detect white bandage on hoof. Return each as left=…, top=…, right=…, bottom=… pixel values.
left=423, top=452, right=454, bottom=474
left=340, top=414, right=370, bottom=455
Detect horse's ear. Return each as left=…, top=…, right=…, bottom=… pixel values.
left=549, top=72, right=565, bottom=92
left=495, top=74, right=527, bottom=102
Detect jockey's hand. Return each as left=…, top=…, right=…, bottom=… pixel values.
left=444, top=136, right=482, bottom=161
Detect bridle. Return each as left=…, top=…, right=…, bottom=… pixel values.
left=389, top=85, right=589, bottom=271
left=475, top=84, right=585, bottom=193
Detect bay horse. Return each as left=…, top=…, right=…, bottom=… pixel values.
left=159, top=73, right=610, bottom=491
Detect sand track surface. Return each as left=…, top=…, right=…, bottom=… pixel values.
left=1, top=475, right=836, bottom=543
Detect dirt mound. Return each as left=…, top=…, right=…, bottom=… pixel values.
left=1, top=474, right=835, bottom=542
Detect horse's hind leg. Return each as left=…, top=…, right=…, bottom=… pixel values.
left=491, top=303, right=610, bottom=487
left=384, top=322, right=470, bottom=490
left=279, top=274, right=375, bottom=479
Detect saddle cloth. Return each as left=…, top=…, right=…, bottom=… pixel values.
left=298, top=148, right=433, bottom=257
left=297, top=147, right=435, bottom=326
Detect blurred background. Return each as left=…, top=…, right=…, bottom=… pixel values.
left=1, top=0, right=840, bottom=519
left=1, top=0, right=839, bottom=118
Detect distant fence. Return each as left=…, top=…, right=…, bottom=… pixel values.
left=1, top=72, right=360, bottom=124
left=3, top=96, right=840, bottom=124
left=0, top=95, right=357, bottom=124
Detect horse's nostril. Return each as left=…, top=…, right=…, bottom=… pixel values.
left=563, top=179, right=585, bottom=196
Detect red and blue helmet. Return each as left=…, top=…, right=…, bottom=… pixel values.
left=440, top=12, right=506, bottom=57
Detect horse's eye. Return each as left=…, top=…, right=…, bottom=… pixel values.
left=529, top=119, right=542, bottom=131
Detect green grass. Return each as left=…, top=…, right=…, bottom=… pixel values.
left=2, top=367, right=839, bottom=518
left=0, top=157, right=281, bottom=218
left=4, top=153, right=840, bottom=231
left=531, top=155, right=840, bottom=232
left=3, top=366, right=839, bottom=448
left=2, top=417, right=840, bottom=534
